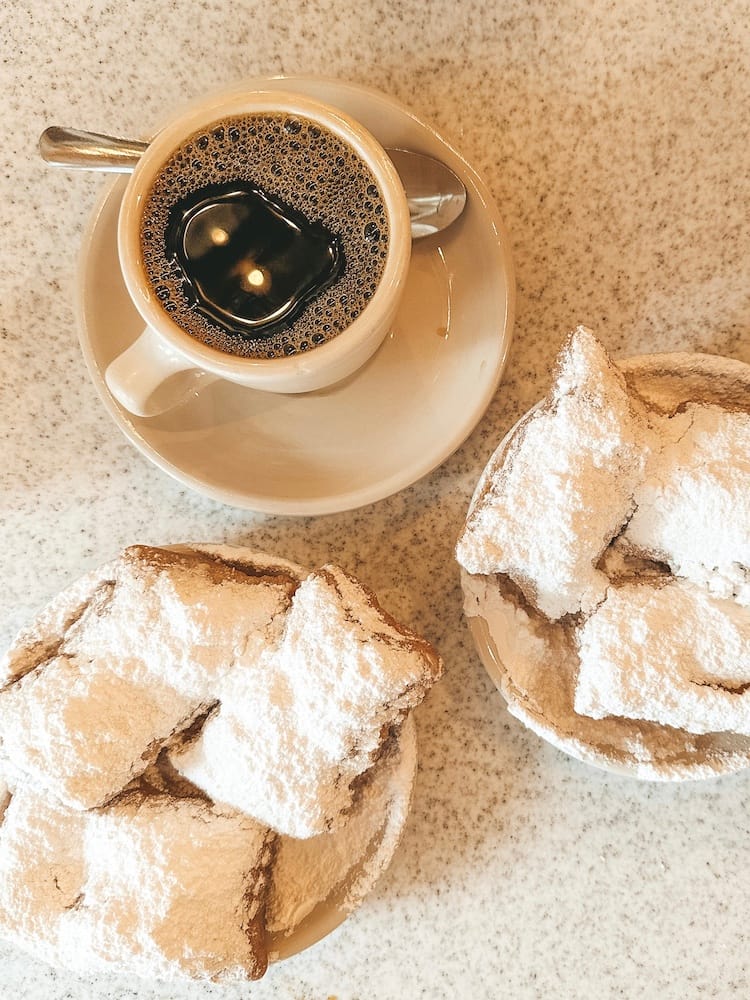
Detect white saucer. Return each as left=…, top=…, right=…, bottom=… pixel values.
left=75, top=76, right=515, bottom=515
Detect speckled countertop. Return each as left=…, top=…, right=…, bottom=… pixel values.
left=3, top=1, right=750, bottom=997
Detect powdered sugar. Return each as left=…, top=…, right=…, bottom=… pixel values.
left=0, top=544, right=438, bottom=979
left=459, top=334, right=750, bottom=775
left=0, top=781, right=273, bottom=982
left=457, top=327, right=653, bottom=619
left=624, top=403, right=750, bottom=605
left=575, top=580, right=750, bottom=733
left=267, top=713, right=417, bottom=936
left=0, top=547, right=293, bottom=810
left=0, top=654, right=197, bottom=809
left=1, top=562, right=114, bottom=689
left=173, top=564, right=439, bottom=838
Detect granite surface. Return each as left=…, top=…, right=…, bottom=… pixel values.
left=2, top=0, right=750, bottom=997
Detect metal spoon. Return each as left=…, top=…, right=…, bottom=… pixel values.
left=38, top=126, right=467, bottom=238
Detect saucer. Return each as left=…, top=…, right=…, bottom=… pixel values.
left=461, top=352, right=750, bottom=781
left=75, top=76, right=515, bottom=515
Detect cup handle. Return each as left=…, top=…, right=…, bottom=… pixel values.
left=104, top=326, right=214, bottom=417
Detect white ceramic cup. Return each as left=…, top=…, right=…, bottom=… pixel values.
left=106, top=89, right=411, bottom=417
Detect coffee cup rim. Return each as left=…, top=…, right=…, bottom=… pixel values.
left=117, top=89, right=411, bottom=391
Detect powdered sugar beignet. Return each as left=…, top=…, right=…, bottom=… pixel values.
left=0, top=782, right=274, bottom=982
left=575, top=580, right=750, bottom=734
left=173, top=564, right=441, bottom=839
left=623, top=403, right=750, bottom=605
left=457, top=327, right=653, bottom=619
left=0, top=546, right=294, bottom=810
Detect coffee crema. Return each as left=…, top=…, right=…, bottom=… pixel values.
left=139, top=113, right=390, bottom=360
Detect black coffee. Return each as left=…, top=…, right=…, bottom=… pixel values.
left=139, top=113, right=390, bottom=359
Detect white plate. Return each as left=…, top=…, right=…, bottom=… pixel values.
left=75, top=76, right=515, bottom=515
left=462, top=352, right=750, bottom=781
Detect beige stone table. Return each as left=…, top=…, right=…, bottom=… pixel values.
left=2, top=1, right=749, bottom=996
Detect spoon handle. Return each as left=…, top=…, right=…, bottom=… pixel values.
left=39, top=127, right=149, bottom=172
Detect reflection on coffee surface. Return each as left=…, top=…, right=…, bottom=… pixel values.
left=168, top=182, right=344, bottom=339
left=140, top=114, right=390, bottom=359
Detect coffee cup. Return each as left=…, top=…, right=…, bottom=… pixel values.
left=105, top=89, right=411, bottom=417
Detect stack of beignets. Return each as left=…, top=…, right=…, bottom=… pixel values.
left=0, top=544, right=441, bottom=981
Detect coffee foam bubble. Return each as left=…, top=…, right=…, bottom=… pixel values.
left=139, top=113, right=390, bottom=359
